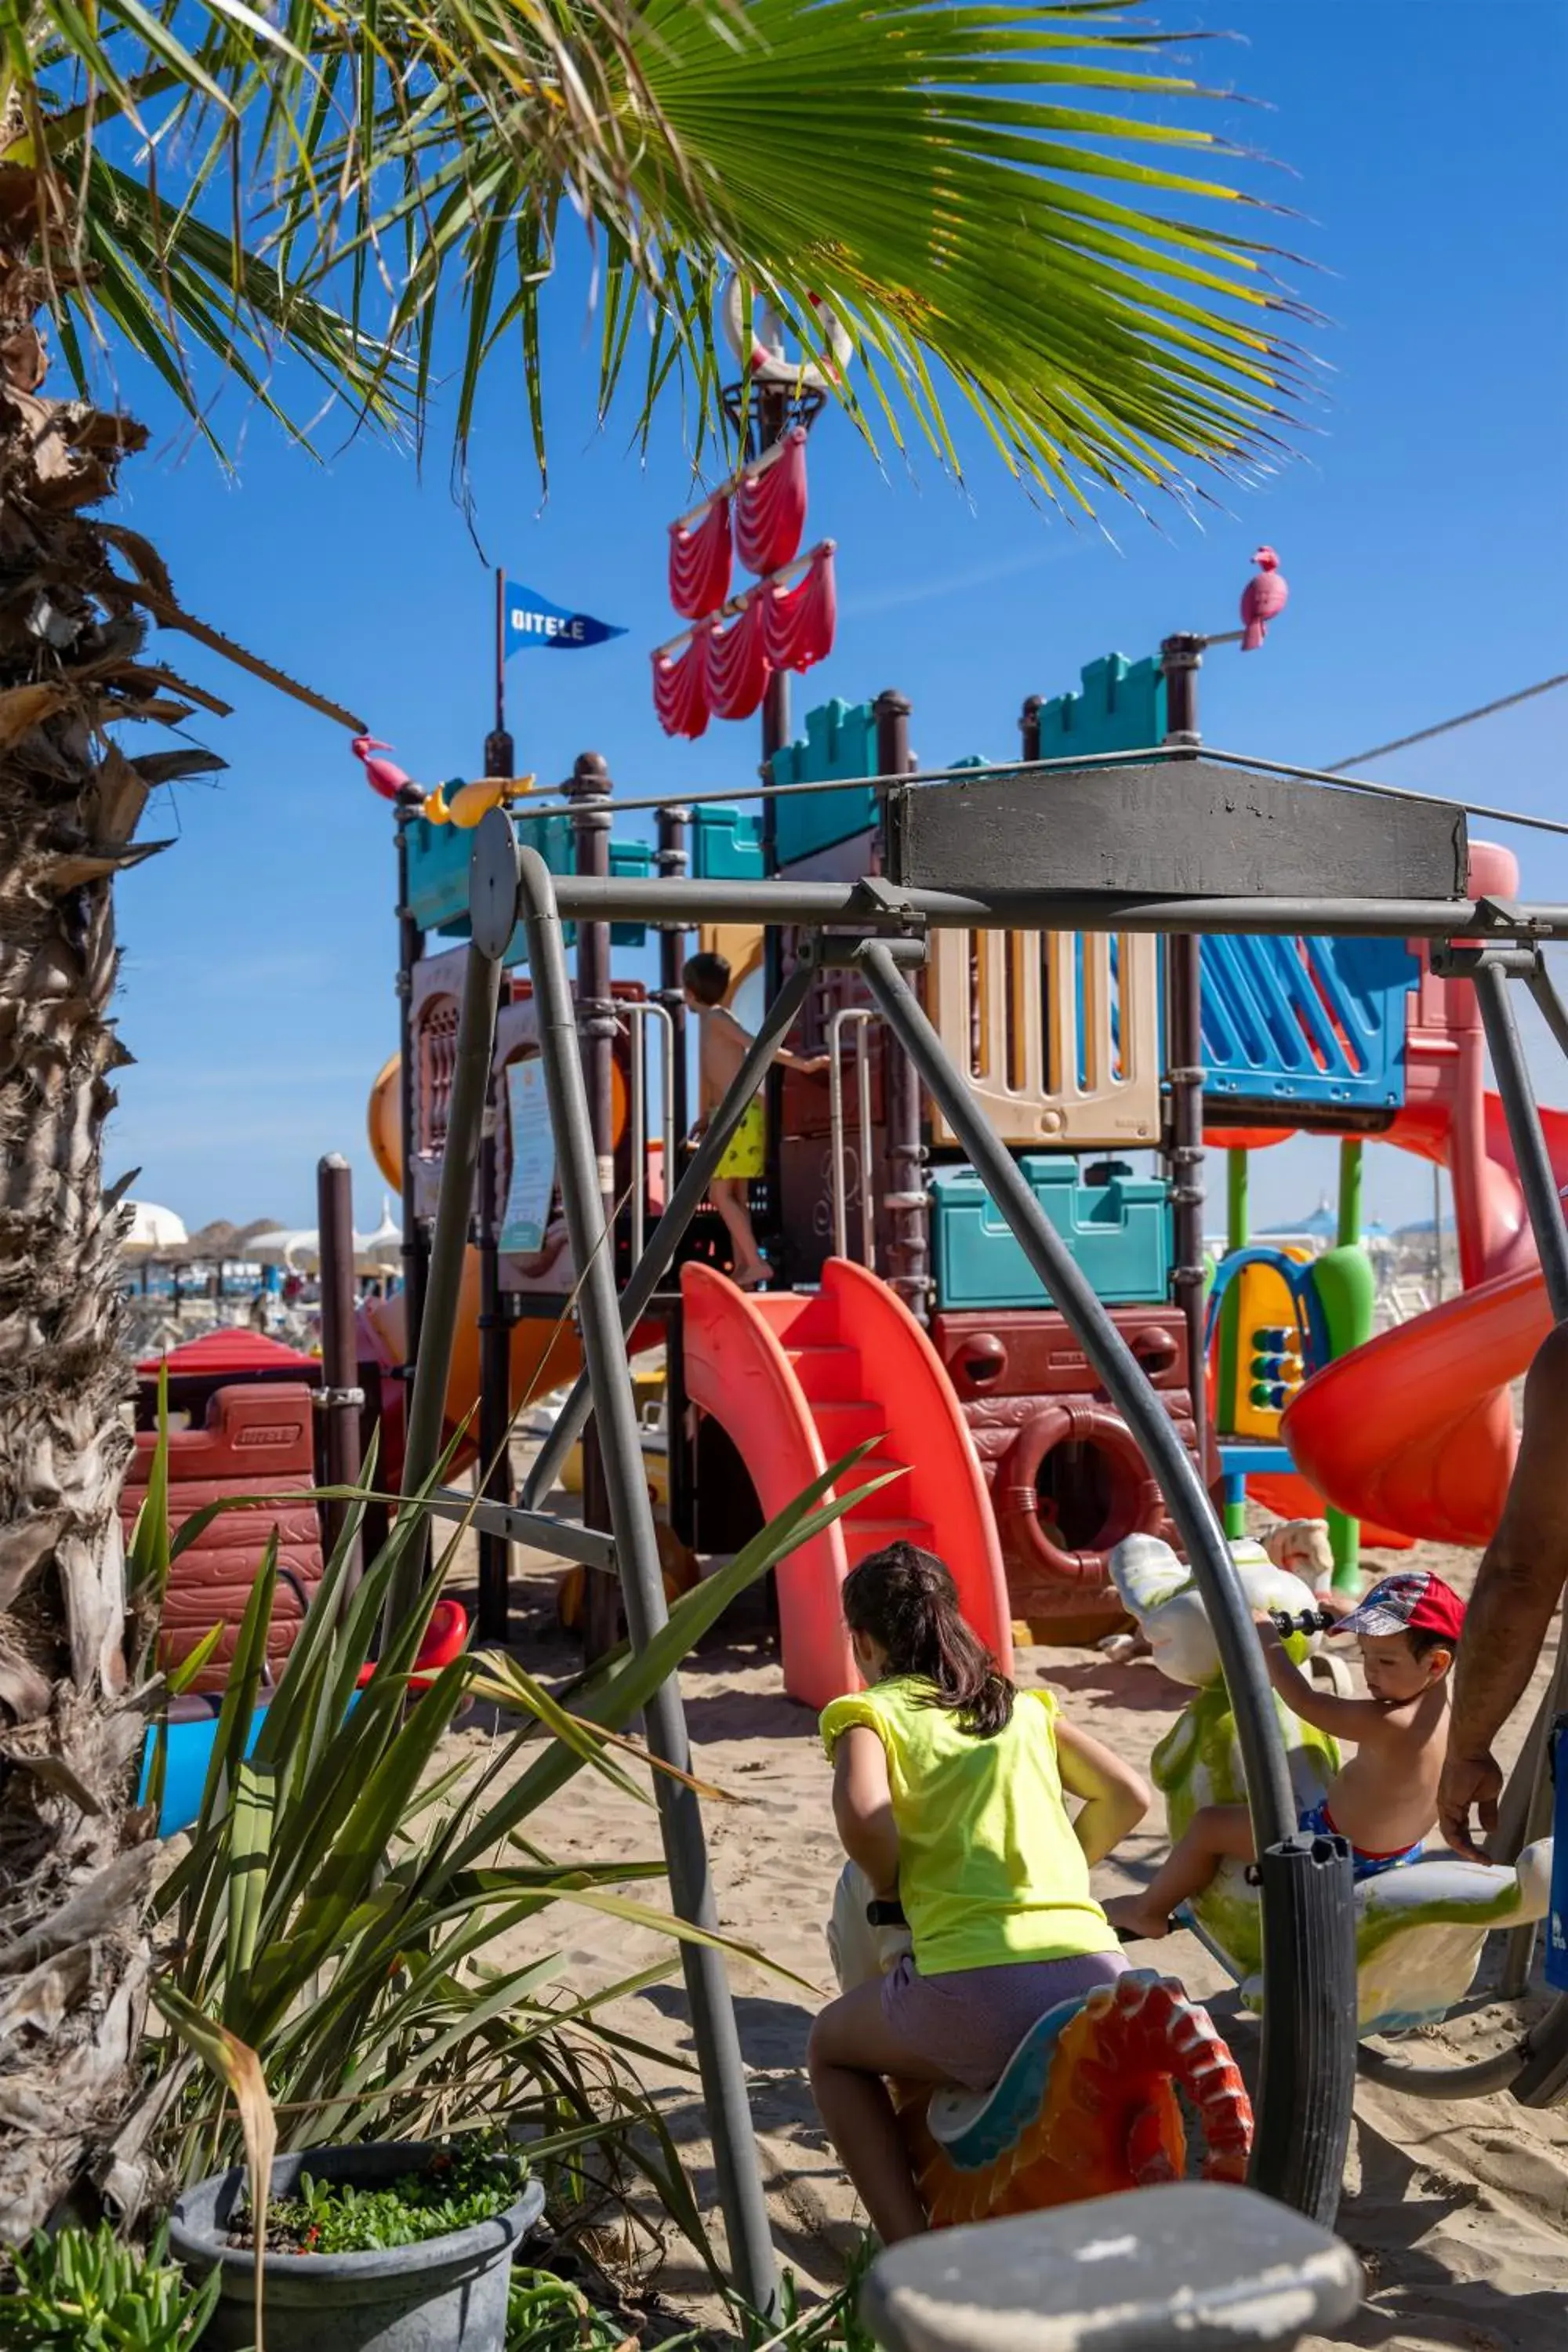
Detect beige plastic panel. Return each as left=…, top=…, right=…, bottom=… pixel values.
left=927, top=927, right=1160, bottom=1148
left=698, top=922, right=764, bottom=1004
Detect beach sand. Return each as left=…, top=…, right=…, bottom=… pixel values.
left=442, top=1511, right=1568, bottom=2350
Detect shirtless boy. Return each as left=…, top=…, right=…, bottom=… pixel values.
left=682, top=952, right=827, bottom=1290
left=1105, top=1570, right=1465, bottom=1940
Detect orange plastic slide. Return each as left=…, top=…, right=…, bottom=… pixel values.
left=360, top=1056, right=587, bottom=1472
left=1283, top=1265, right=1552, bottom=1548
left=1281, top=842, right=1568, bottom=1547
left=681, top=1258, right=1013, bottom=1712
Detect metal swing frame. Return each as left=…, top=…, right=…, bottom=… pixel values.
left=396, top=767, right=1568, bottom=2312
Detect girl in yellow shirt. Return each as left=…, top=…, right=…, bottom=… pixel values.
left=808, top=1541, right=1149, bottom=2243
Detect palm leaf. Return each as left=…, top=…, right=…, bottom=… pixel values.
left=18, top=0, right=1301, bottom=503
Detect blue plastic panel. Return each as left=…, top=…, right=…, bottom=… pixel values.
left=1200, top=934, right=1417, bottom=1113
left=694, top=805, right=765, bottom=880
left=771, top=699, right=879, bottom=869
left=406, top=806, right=575, bottom=935
left=408, top=808, right=646, bottom=953
left=1031, top=652, right=1166, bottom=757
left=931, top=1157, right=1171, bottom=1310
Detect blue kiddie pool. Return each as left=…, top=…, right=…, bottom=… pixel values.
left=139, top=1696, right=270, bottom=1838
left=141, top=1597, right=470, bottom=1838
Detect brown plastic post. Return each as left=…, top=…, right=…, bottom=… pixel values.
left=759, top=383, right=792, bottom=1275
left=568, top=752, right=617, bottom=1240
left=655, top=803, right=691, bottom=1145
left=875, top=688, right=930, bottom=1319
left=1160, top=633, right=1212, bottom=1479
left=657, top=800, right=696, bottom=1549
left=317, top=1152, right=365, bottom=1590
left=395, top=782, right=430, bottom=1359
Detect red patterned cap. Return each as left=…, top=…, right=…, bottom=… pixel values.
left=1331, top=1570, right=1465, bottom=1645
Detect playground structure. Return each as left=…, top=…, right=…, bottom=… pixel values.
left=360, top=636, right=1568, bottom=1668
left=376, top=717, right=1568, bottom=2313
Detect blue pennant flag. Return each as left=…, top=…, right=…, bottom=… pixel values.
left=504, top=582, right=626, bottom=657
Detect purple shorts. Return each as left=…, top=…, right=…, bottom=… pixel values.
left=880, top=1949, right=1131, bottom=2091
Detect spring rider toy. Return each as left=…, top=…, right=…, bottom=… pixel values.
left=828, top=1872, right=1253, bottom=2226
left=1110, top=1532, right=1553, bottom=2034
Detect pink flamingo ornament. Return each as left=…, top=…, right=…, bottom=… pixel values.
left=351, top=735, right=413, bottom=801
left=1240, top=546, right=1288, bottom=652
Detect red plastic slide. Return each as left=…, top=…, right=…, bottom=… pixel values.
left=1283, top=843, right=1568, bottom=1547
left=1283, top=1267, right=1551, bottom=1548
left=681, top=1258, right=1013, bottom=1712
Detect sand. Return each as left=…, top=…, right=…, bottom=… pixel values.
left=439, top=1505, right=1568, bottom=2350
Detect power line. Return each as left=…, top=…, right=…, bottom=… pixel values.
left=1326, top=673, right=1568, bottom=775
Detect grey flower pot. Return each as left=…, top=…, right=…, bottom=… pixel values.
left=169, top=2140, right=544, bottom=2352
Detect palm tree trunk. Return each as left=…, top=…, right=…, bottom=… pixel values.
left=0, top=215, right=177, bottom=2239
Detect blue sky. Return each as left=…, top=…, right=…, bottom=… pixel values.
left=108, top=0, right=1568, bottom=1240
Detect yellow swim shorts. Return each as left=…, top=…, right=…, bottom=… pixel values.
left=715, top=1101, right=766, bottom=1181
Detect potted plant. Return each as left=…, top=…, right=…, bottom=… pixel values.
left=169, top=2136, right=543, bottom=2352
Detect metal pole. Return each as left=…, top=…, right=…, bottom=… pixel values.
left=1472, top=959, right=1568, bottom=1992
left=485, top=571, right=515, bottom=781
left=568, top=753, right=618, bottom=1242
left=521, top=958, right=818, bottom=1511
left=656, top=804, right=692, bottom=1146
left=656, top=804, right=696, bottom=1553
left=476, top=1123, right=513, bottom=1646
left=389, top=870, right=513, bottom=1633
left=1526, top=957, right=1568, bottom=1065
left=516, top=842, right=779, bottom=2316
left=828, top=1007, right=875, bottom=1262
left=1019, top=694, right=1044, bottom=765
left=1161, top=635, right=1212, bottom=1482
left=395, top=783, right=430, bottom=1361
left=857, top=939, right=1357, bottom=2225
left=1475, top=964, right=1568, bottom=1321
left=875, top=689, right=929, bottom=1317
left=316, top=1153, right=364, bottom=1592
left=544, top=876, right=1568, bottom=942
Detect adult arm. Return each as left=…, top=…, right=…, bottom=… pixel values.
left=1054, top=1715, right=1150, bottom=1866
left=832, top=1724, right=901, bottom=1899
left=1440, top=1324, right=1568, bottom=1861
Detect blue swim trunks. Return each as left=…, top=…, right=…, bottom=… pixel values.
left=1298, top=1798, right=1424, bottom=1882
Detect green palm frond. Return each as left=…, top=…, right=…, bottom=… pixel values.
left=13, top=0, right=1307, bottom=502
left=276, top=0, right=1309, bottom=503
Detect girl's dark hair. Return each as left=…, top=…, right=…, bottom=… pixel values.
left=842, top=1541, right=1014, bottom=1737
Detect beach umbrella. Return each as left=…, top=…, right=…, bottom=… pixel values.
left=358, top=1198, right=401, bottom=1275
left=246, top=1225, right=316, bottom=1269
left=122, top=1200, right=187, bottom=1254
left=1258, top=1197, right=1337, bottom=1243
